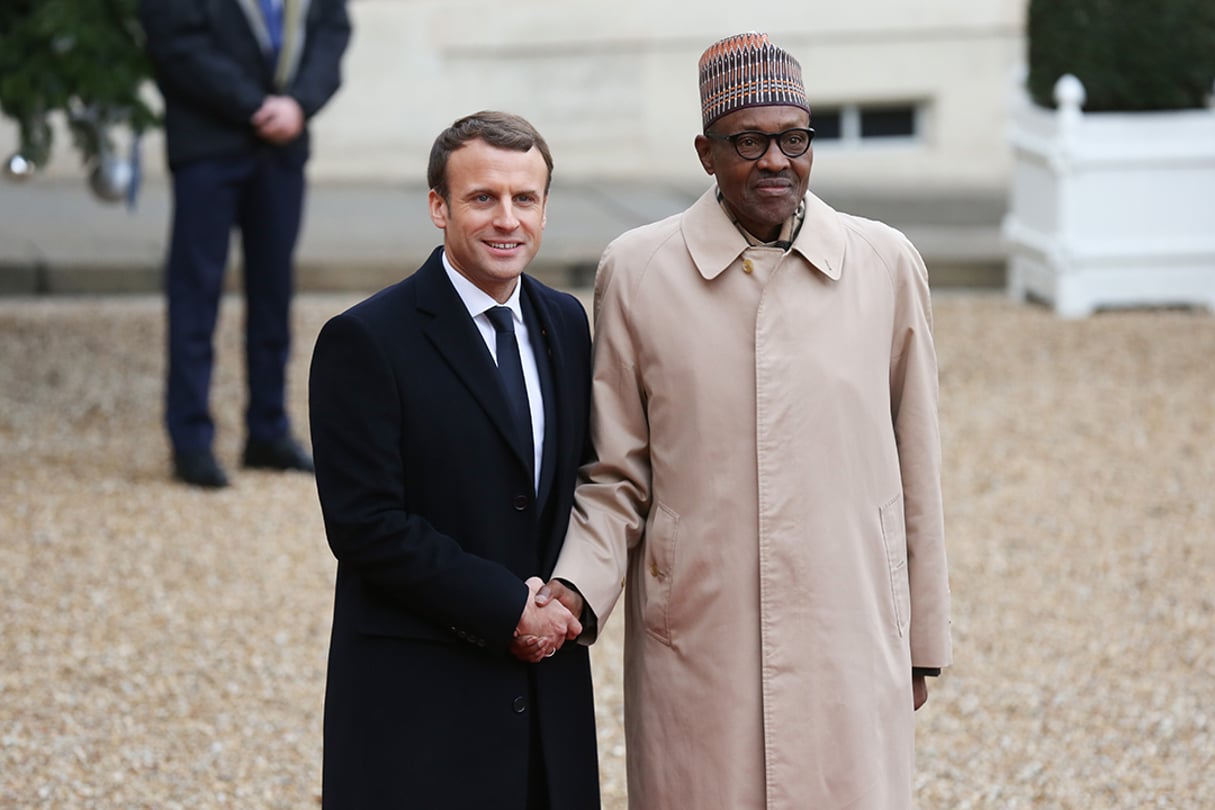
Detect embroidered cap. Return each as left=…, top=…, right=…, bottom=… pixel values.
left=698, top=32, right=809, bottom=130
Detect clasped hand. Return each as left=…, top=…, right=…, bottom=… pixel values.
left=510, top=577, right=581, bottom=663
left=251, top=95, right=304, bottom=144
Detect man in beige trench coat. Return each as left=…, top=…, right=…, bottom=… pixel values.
left=542, top=32, right=953, bottom=810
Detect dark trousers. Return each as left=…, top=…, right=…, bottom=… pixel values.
left=165, top=148, right=304, bottom=454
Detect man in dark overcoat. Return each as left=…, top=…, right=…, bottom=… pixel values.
left=309, top=111, right=600, bottom=809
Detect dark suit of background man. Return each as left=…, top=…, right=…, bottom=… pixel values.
left=139, top=0, right=351, bottom=488
left=309, top=111, right=600, bottom=809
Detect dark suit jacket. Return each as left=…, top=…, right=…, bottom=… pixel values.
left=138, top=0, right=350, bottom=167
left=309, top=248, right=600, bottom=809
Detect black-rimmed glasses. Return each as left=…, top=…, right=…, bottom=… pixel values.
left=705, top=127, right=815, bottom=160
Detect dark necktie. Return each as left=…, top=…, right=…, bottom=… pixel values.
left=485, top=306, right=534, bottom=471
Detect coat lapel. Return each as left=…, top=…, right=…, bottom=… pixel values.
left=232, top=0, right=273, bottom=53
left=521, top=281, right=558, bottom=512
left=275, top=0, right=311, bottom=89
left=232, top=0, right=310, bottom=89
left=522, top=277, right=580, bottom=572
left=415, top=250, right=533, bottom=473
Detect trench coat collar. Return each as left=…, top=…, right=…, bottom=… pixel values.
left=681, top=185, right=845, bottom=282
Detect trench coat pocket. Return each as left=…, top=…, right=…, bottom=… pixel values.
left=879, top=494, right=911, bottom=637
left=642, top=502, right=680, bottom=645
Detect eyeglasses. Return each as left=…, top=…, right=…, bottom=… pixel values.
left=705, top=127, right=815, bottom=160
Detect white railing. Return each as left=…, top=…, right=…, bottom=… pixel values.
left=1003, top=74, right=1215, bottom=316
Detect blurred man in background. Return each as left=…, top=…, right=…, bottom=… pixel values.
left=139, top=0, right=350, bottom=487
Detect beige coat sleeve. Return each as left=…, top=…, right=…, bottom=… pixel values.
left=888, top=234, right=953, bottom=669
left=552, top=245, right=651, bottom=641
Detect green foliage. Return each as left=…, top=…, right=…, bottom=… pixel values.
left=0, top=0, right=158, bottom=166
left=1027, top=0, right=1215, bottom=111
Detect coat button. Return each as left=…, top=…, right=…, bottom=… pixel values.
left=649, top=561, right=660, bottom=578
left=513, top=494, right=529, bottom=511
left=513, top=696, right=527, bottom=713
left=742, top=259, right=754, bottom=274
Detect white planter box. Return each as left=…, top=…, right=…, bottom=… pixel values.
left=1003, top=74, right=1215, bottom=317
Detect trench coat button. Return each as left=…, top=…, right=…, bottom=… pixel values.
left=742, top=259, right=754, bottom=274
left=649, top=561, right=660, bottom=578
left=513, top=696, right=527, bottom=713
left=512, top=494, right=529, bottom=511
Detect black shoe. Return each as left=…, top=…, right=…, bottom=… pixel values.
left=173, top=450, right=230, bottom=488
left=242, top=435, right=314, bottom=473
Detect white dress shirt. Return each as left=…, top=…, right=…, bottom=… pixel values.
left=443, top=251, right=545, bottom=492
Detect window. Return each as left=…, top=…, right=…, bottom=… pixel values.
left=810, top=103, right=921, bottom=145
left=811, top=108, right=842, bottom=141
left=860, top=106, right=916, bottom=138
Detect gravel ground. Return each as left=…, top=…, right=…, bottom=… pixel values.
left=1, top=291, right=1213, bottom=809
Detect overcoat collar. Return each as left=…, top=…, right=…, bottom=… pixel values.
left=681, top=186, right=846, bottom=282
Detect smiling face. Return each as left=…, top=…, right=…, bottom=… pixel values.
left=428, top=138, right=549, bottom=302
left=695, top=105, right=813, bottom=242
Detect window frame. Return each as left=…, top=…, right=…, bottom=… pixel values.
left=810, top=101, right=925, bottom=148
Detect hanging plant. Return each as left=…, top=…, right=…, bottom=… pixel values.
left=0, top=0, right=158, bottom=171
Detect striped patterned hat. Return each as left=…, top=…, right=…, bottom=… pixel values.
left=698, top=32, right=809, bottom=129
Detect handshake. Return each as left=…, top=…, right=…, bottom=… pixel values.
left=510, top=577, right=585, bottom=663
